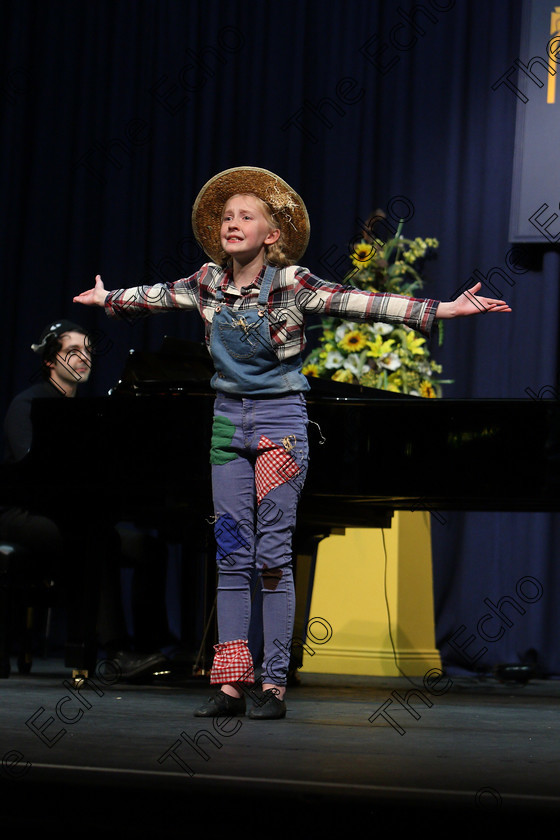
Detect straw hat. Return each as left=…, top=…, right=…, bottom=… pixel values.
left=192, top=166, right=310, bottom=264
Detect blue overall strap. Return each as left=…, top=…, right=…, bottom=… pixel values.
left=215, top=281, right=225, bottom=303
left=257, top=265, right=277, bottom=306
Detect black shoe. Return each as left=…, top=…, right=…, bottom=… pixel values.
left=194, top=690, right=246, bottom=717
left=105, top=650, right=169, bottom=682
left=247, top=688, right=286, bottom=720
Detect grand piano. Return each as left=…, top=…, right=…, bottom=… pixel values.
left=13, top=335, right=560, bottom=515
left=2, top=337, right=559, bottom=678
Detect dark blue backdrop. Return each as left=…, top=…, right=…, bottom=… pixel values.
left=2, top=0, right=559, bottom=674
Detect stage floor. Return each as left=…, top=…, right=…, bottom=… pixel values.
left=1, top=658, right=559, bottom=832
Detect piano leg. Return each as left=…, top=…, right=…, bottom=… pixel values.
left=64, top=641, right=95, bottom=686
left=292, top=526, right=332, bottom=673
left=61, top=524, right=105, bottom=685
left=180, top=519, right=218, bottom=676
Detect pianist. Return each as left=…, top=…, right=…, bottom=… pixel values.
left=0, top=319, right=170, bottom=681
left=73, top=165, right=511, bottom=718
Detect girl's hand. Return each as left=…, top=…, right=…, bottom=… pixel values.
left=436, top=282, right=511, bottom=319
left=73, top=275, right=107, bottom=307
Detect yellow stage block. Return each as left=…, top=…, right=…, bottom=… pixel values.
left=300, top=511, right=441, bottom=677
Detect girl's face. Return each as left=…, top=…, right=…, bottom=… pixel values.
left=220, top=194, right=280, bottom=263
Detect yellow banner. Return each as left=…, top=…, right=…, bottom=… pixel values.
left=547, top=6, right=560, bottom=102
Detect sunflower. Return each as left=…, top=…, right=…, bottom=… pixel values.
left=350, top=241, right=374, bottom=268
left=302, top=363, right=319, bottom=377
left=420, top=380, right=436, bottom=398
left=339, top=330, right=367, bottom=353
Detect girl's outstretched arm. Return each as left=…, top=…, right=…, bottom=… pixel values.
left=436, top=282, right=511, bottom=319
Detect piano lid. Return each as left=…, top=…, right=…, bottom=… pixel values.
left=110, top=337, right=214, bottom=395
left=109, top=336, right=417, bottom=400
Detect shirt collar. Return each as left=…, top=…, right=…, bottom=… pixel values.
left=221, top=265, right=266, bottom=293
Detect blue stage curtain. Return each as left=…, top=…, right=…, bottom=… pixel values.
left=2, top=0, right=557, bottom=673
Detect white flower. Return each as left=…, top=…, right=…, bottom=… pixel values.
left=371, top=322, right=393, bottom=336
left=379, top=352, right=402, bottom=371
left=324, top=350, right=344, bottom=369
left=343, top=354, right=363, bottom=376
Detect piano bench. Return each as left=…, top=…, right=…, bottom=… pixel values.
left=0, top=541, right=59, bottom=678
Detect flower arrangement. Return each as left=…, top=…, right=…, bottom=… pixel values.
left=303, top=219, right=451, bottom=397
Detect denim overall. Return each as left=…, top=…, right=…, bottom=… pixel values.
left=210, top=265, right=309, bottom=396
left=208, top=266, right=309, bottom=687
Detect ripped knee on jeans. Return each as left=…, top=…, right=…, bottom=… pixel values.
left=261, top=564, right=283, bottom=591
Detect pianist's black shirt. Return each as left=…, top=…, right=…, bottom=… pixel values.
left=3, top=380, right=64, bottom=463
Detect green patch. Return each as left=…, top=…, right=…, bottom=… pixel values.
left=210, top=415, right=238, bottom=465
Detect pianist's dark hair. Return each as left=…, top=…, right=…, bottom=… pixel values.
left=41, top=327, right=89, bottom=380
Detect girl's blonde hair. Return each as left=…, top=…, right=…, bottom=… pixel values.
left=218, top=193, right=292, bottom=268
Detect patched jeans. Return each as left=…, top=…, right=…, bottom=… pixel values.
left=210, top=392, right=309, bottom=686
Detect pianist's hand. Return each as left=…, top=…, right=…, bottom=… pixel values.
left=436, top=282, right=511, bottom=319
left=73, top=275, right=107, bottom=307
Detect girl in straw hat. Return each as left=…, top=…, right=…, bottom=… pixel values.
left=74, top=166, right=510, bottom=719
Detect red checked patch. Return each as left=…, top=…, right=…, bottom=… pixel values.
left=255, top=435, right=301, bottom=504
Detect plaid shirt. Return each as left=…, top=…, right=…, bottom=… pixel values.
left=105, top=263, right=440, bottom=362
